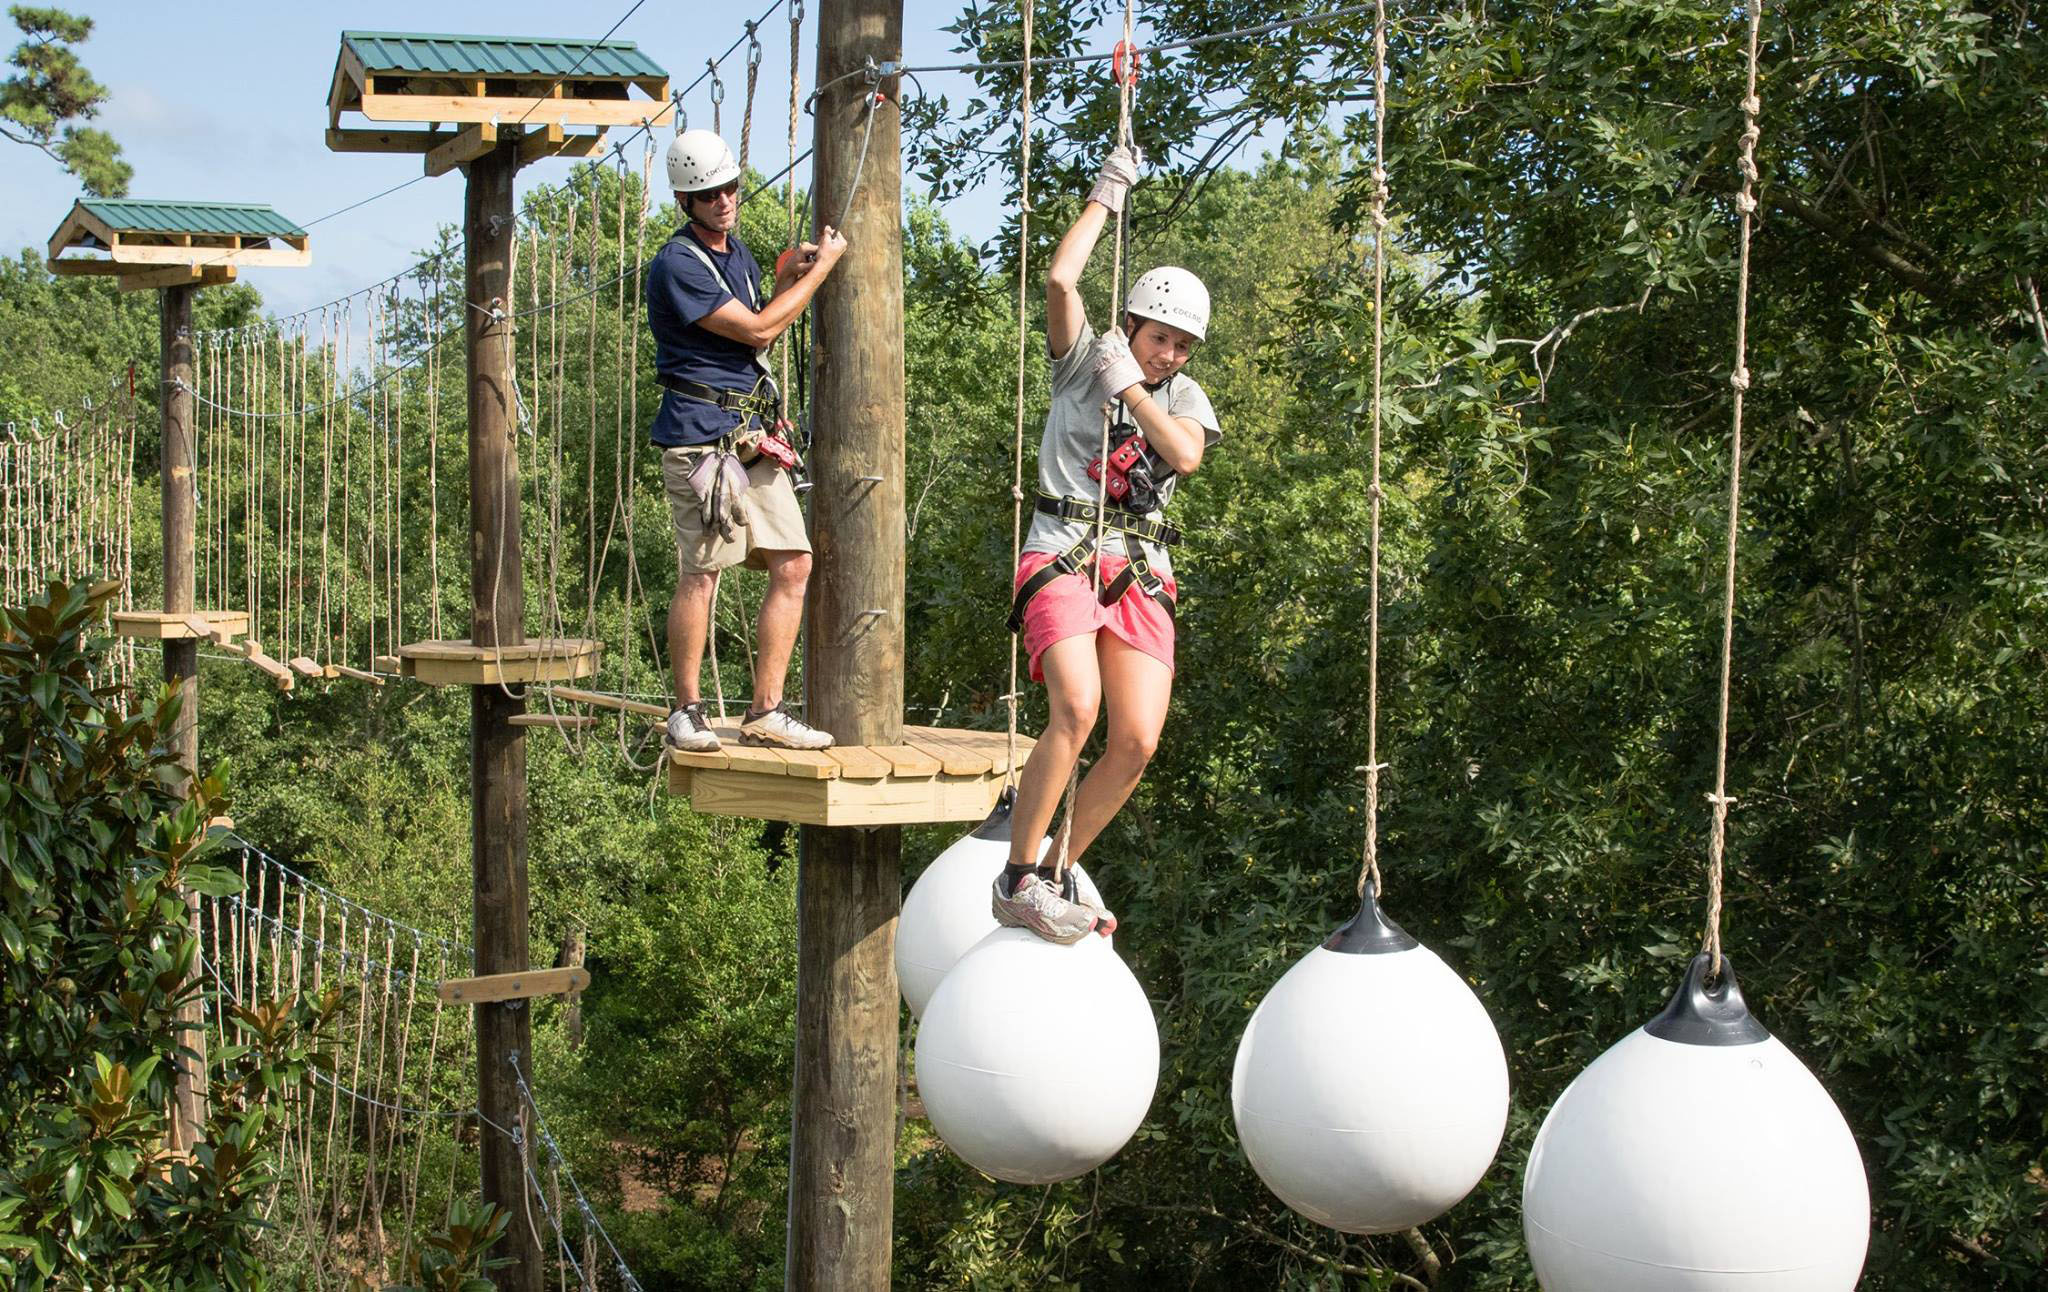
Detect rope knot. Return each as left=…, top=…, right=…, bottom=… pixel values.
left=1010, top=485, right=1025, bottom=501
left=1735, top=192, right=1757, bottom=213
left=1705, top=790, right=1738, bottom=808
left=1729, top=366, right=1751, bottom=392
left=1741, top=95, right=1761, bottom=116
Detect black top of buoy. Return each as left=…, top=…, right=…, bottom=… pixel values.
left=1323, top=879, right=1420, bottom=955
left=1643, top=952, right=1772, bottom=1046
left=969, top=786, right=1018, bottom=842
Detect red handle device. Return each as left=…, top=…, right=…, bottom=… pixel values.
left=1111, top=39, right=1141, bottom=89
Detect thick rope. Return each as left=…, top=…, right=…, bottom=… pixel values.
left=1357, top=0, right=1391, bottom=900
left=1052, top=0, right=1138, bottom=881
left=739, top=23, right=762, bottom=185
left=1703, top=0, right=1765, bottom=981
left=1003, top=0, right=1036, bottom=790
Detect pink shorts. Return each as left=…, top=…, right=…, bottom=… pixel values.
left=1013, top=551, right=1178, bottom=682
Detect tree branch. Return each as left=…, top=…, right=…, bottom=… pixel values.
left=1766, top=183, right=1963, bottom=305
left=1134, top=1203, right=1430, bottom=1290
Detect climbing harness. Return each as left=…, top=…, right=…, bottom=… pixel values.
left=1008, top=494, right=1181, bottom=633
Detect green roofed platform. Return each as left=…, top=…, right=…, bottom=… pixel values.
left=326, top=31, right=671, bottom=176
left=46, top=199, right=310, bottom=292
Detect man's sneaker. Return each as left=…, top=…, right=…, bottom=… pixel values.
left=1068, top=865, right=1118, bottom=937
left=992, top=871, right=1101, bottom=944
left=665, top=703, right=720, bottom=753
left=738, top=702, right=835, bottom=750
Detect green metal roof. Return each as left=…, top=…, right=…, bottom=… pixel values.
left=341, top=31, right=667, bottom=81
left=78, top=199, right=306, bottom=239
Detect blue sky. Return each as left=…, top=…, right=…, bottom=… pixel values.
left=6, top=1, right=1289, bottom=319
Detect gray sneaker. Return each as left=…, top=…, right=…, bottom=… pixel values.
left=1068, top=865, right=1118, bottom=937
left=665, top=702, right=720, bottom=753
left=738, top=702, right=834, bottom=750
left=991, top=871, right=1101, bottom=944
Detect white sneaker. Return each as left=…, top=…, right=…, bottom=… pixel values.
left=738, top=702, right=834, bottom=750
left=665, top=702, right=720, bottom=753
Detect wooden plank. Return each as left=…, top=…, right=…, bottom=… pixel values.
left=241, top=643, right=295, bottom=691
left=925, top=726, right=1020, bottom=778
left=672, top=767, right=830, bottom=823
left=517, top=124, right=607, bottom=169
left=716, top=742, right=798, bottom=776
left=181, top=613, right=232, bottom=644
left=553, top=685, right=667, bottom=720
left=98, top=243, right=308, bottom=269
left=425, top=122, right=497, bottom=179
left=435, top=966, right=590, bottom=1005
left=110, top=610, right=247, bottom=640
left=357, top=91, right=661, bottom=129
left=325, top=126, right=447, bottom=155
left=773, top=747, right=842, bottom=780
left=667, top=746, right=732, bottom=772
left=370, top=655, right=402, bottom=673
left=509, top=713, right=597, bottom=730
left=903, top=727, right=992, bottom=777
left=288, top=657, right=324, bottom=679
left=824, top=745, right=895, bottom=780
left=399, top=637, right=600, bottom=662
left=331, top=664, right=385, bottom=686
left=868, top=744, right=943, bottom=777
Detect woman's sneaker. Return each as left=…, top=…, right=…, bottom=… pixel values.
left=1068, top=865, right=1118, bottom=937
left=738, top=702, right=835, bottom=750
left=991, top=871, right=1101, bottom=944
left=665, top=702, right=720, bottom=753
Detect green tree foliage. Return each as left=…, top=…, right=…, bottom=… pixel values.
left=0, top=6, right=128, bottom=196
left=0, top=580, right=337, bottom=1288
left=2, top=0, right=2043, bottom=1279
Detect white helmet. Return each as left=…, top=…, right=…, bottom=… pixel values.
left=1126, top=266, right=1210, bottom=341
left=666, top=129, right=740, bottom=193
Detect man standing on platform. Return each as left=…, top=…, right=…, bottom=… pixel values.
left=649, top=128, right=846, bottom=751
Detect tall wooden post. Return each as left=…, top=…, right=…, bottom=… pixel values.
left=161, top=282, right=206, bottom=1150
left=790, top=1, right=906, bottom=1286
left=465, top=140, right=541, bottom=1292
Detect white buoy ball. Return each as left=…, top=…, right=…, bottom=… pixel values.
left=916, top=926, right=1158, bottom=1184
left=1523, top=956, right=1869, bottom=1290
left=1232, top=925, right=1509, bottom=1233
left=896, top=798, right=1077, bottom=1019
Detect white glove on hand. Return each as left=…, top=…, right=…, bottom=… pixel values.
left=1090, top=327, right=1145, bottom=403
left=1088, top=143, right=1143, bottom=214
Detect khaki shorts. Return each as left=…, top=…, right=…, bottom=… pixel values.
left=661, top=445, right=811, bottom=574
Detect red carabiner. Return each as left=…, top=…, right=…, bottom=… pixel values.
left=1111, top=39, right=1141, bottom=89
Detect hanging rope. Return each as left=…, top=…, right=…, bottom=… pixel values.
left=1356, top=0, right=1392, bottom=901
left=1051, top=0, right=1138, bottom=881
left=738, top=22, right=763, bottom=184
left=1003, top=0, right=1037, bottom=790
left=1703, top=0, right=1765, bottom=981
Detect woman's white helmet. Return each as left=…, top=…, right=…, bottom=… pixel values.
left=666, top=129, right=741, bottom=194
left=1126, top=267, right=1210, bottom=341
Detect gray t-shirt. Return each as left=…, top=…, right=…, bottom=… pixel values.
left=1024, top=317, right=1220, bottom=581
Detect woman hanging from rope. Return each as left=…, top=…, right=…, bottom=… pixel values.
left=995, top=144, right=1218, bottom=943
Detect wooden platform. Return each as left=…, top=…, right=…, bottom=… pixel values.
left=395, top=638, right=601, bottom=686
left=111, top=609, right=249, bottom=640
left=668, top=723, right=1033, bottom=827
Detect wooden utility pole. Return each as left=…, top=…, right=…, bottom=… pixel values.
left=790, top=1, right=907, bottom=1286
left=465, top=139, right=541, bottom=1292
left=160, top=282, right=206, bottom=1149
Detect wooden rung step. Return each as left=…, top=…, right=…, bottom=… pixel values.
left=509, top=713, right=599, bottom=730
left=436, top=966, right=591, bottom=1005
left=552, top=686, right=668, bottom=720
left=333, top=664, right=386, bottom=685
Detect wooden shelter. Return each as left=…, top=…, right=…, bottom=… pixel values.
left=325, top=31, right=670, bottom=177
left=46, top=199, right=310, bottom=293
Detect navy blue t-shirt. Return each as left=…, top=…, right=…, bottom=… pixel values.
left=645, top=226, right=768, bottom=447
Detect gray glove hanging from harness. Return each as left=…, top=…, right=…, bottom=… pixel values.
left=686, top=445, right=752, bottom=541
